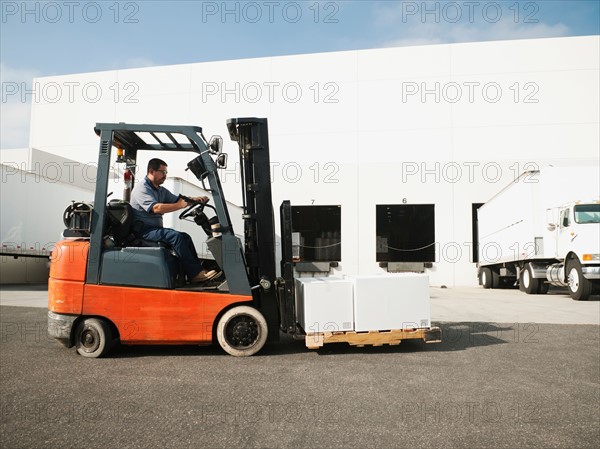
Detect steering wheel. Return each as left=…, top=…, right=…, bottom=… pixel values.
left=178, top=196, right=207, bottom=220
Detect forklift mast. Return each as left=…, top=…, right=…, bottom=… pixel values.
left=227, top=118, right=280, bottom=335
left=279, top=200, right=297, bottom=334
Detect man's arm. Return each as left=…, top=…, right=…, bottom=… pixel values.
left=152, top=197, right=189, bottom=214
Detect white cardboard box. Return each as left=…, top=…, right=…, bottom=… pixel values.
left=345, top=273, right=431, bottom=332
left=295, top=277, right=354, bottom=333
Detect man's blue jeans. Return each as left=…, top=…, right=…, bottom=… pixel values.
left=140, top=226, right=203, bottom=279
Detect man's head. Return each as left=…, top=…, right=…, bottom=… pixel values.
left=147, top=158, right=168, bottom=187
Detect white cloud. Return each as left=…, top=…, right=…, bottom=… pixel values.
left=111, top=57, right=158, bottom=70
left=0, top=64, right=43, bottom=149
left=385, top=21, right=570, bottom=48
left=126, top=57, right=156, bottom=68
left=374, top=1, right=570, bottom=48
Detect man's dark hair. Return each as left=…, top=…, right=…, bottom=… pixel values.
left=148, top=158, right=167, bottom=173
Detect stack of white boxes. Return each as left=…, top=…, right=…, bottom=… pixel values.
left=345, top=273, right=431, bottom=332
left=294, top=277, right=354, bottom=333
left=295, top=273, right=431, bottom=333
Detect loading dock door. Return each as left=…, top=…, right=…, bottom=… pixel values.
left=376, top=204, right=435, bottom=262
left=291, top=205, right=341, bottom=262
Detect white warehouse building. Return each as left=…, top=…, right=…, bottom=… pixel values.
left=24, top=35, right=599, bottom=287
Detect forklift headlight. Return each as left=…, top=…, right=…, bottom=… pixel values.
left=583, top=254, right=599, bottom=261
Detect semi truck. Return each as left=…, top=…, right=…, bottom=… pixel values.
left=477, top=166, right=600, bottom=300
left=47, top=118, right=441, bottom=357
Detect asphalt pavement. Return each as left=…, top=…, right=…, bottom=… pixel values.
left=0, top=285, right=599, bottom=449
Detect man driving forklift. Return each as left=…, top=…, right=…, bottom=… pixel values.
left=130, top=158, right=221, bottom=283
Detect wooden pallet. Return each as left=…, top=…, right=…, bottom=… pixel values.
left=305, top=327, right=442, bottom=349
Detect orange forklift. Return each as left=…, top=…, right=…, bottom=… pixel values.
left=48, top=118, right=295, bottom=357
left=48, top=118, right=441, bottom=357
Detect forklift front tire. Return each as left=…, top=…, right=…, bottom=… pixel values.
left=216, top=306, right=268, bottom=357
left=74, top=318, right=113, bottom=358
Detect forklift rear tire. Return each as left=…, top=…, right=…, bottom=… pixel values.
left=216, top=306, right=268, bottom=357
left=74, top=318, right=113, bottom=358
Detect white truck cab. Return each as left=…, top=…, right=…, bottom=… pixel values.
left=548, top=201, right=600, bottom=299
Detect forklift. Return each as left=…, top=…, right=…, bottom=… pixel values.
left=48, top=118, right=441, bottom=357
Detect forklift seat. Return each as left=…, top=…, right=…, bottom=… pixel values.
left=105, top=200, right=170, bottom=249
left=102, top=200, right=184, bottom=288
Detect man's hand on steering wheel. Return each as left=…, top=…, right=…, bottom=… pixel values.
left=191, top=195, right=210, bottom=204
left=179, top=195, right=209, bottom=206
left=178, top=195, right=210, bottom=220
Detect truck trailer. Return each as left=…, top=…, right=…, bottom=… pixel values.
left=47, top=118, right=441, bottom=357
left=0, top=161, right=94, bottom=284
left=477, top=166, right=600, bottom=300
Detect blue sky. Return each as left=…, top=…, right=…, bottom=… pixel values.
left=1, top=0, right=599, bottom=148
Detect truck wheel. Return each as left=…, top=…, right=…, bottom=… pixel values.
left=481, top=268, right=493, bottom=289
left=520, top=264, right=540, bottom=294
left=217, top=306, right=268, bottom=357
left=567, top=258, right=592, bottom=301
left=74, top=318, right=113, bottom=358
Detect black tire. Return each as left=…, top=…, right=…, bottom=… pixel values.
left=74, top=318, right=113, bottom=358
left=520, top=264, right=540, bottom=294
left=481, top=268, right=492, bottom=289
left=567, top=258, right=592, bottom=301
left=216, top=306, right=268, bottom=357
